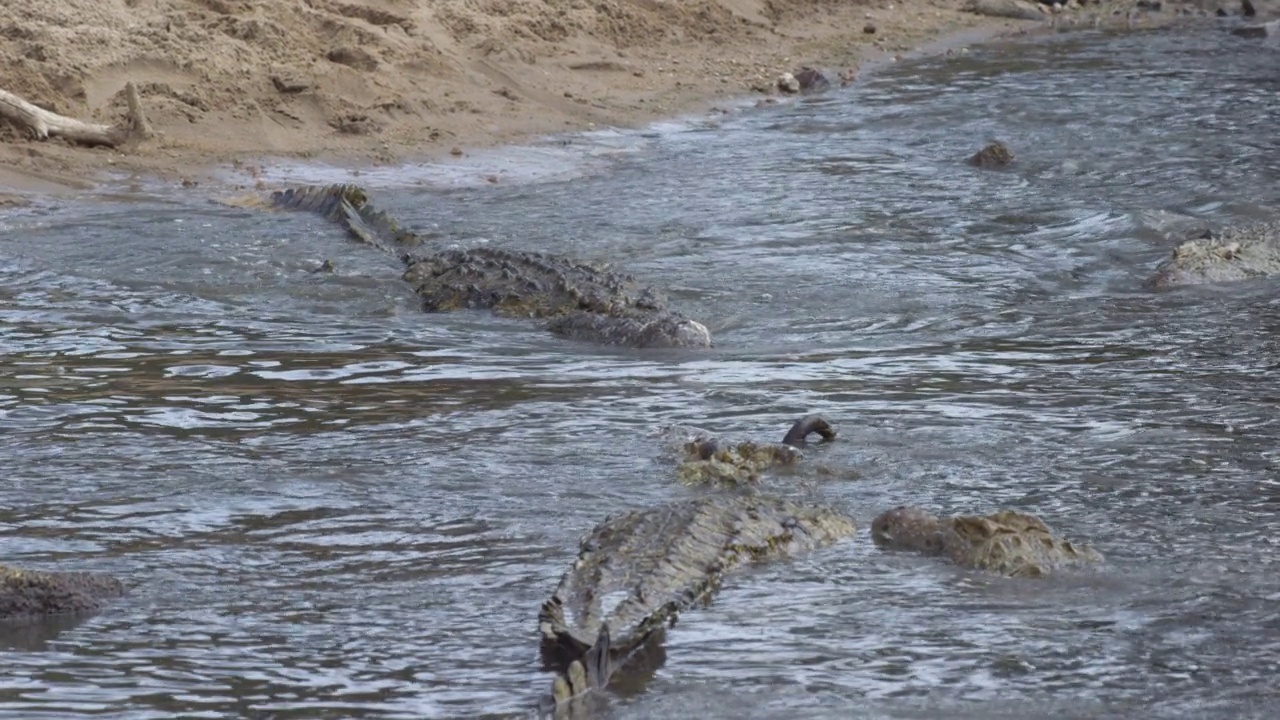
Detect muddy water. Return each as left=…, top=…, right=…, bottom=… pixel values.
left=4, top=23, right=1280, bottom=720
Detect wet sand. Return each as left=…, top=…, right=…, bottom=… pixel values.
left=0, top=0, right=1065, bottom=195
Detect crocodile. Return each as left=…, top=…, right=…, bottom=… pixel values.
left=1, top=564, right=126, bottom=622
left=1150, top=221, right=1280, bottom=288
left=870, top=506, right=1103, bottom=578
left=657, top=414, right=837, bottom=486
left=267, top=184, right=713, bottom=349
left=968, top=141, right=1015, bottom=169
left=539, top=494, right=856, bottom=707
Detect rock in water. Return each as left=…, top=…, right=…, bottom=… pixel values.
left=0, top=564, right=126, bottom=621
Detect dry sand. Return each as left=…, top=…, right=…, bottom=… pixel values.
left=0, top=0, right=1127, bottom=194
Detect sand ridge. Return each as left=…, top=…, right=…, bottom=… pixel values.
left=0, top=0, right=1055, bottom=192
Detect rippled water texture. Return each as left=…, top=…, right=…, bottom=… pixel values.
left=4, top=23, right=1280, bottom=720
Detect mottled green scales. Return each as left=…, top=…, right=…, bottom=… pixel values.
left=871, top=506, right=1103, bottom=578
left=539, top=495, right=857, bottom=704
left=268, top=184, right=713, bottom=348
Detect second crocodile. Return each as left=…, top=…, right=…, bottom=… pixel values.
left=268, top=184, right=713, bottom=349
left=1151, top=221, right=1280, bottom=288
left=656, top=414, right=838, bottom=485
left=870, top=506, right=1103, bottom=578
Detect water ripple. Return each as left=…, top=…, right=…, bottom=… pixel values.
left=2, top=21, right=1280, bottom=720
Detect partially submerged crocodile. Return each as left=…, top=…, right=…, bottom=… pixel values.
left=657, top=414, right=837, bottom=485
left=1151, top=221, right=1280, bottom=288
left=268, top=184, right=713, bottom=349
left=539, top=494, right=856, bottom=706
left=1, top=564, right=126, bottom=622
left=870, top=506, right=1103, bottom=578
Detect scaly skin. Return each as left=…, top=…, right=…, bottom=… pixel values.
left=268, top=184, right=712, bottom=349
left=539, top=495, right=857, bottom=705
left=870, top=507, right=1103, bottom=578
left=0, top=564, right=126, bottom=621
left=1151, top=222, right=1280, bottom=288
left=658, top=415, right=837, bottom=486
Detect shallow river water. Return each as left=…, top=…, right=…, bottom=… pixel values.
left=4, top=21, right=1280, bottom=720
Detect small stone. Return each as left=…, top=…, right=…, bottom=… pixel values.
left=450, top=147, right=463, bottom=156
left=968, top=140, right=1015, bottom=169
left=269, top=73, right=310, bottom=94
left=1231, top=19, right=1280, bottom=37
left=864, top=23, right=877, bottom=33
left=776, top=72, right=800, bottom=94
left=325, top=46, right=378, bottom=72
left=793, top=66, right=830, bottom=92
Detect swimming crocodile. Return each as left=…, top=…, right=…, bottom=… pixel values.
left=539, top=494, right=856, bottom=706
left=1151, top=221, right=1280, bottom=288
left=657, top=414, right=837, bottom=485
left=267, top=184, right=713, bottom=349
left=870, top=506, right=1103, bottom=578
left=1, top=564, right=126, bottom=622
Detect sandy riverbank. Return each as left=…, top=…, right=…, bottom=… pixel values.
left=0, top=0, right=1209, bottom=196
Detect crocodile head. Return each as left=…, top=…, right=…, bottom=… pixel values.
left=870, top=506, right=948, bottom=555
left=1151, top=221, right=1280, bottom=289
left=671, top=414, right=836, bottom=486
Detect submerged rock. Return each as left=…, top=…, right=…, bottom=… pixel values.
left=871, top=507, right=1103, bottom=578
left=0, top=564, right=126, bottom=621
left=792, top=66, right=831, bottom=93
left=776, top=67, right=830, bottom=95
left=968, top=141, right=1015, bottom=169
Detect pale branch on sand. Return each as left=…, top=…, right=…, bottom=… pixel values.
left=0, top=82, right=154, bottom=148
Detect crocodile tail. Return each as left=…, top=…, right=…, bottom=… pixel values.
left=538, top=596, right=589, bottom=669
left=270, top=184, right=367, bottom=221
left=551, top=624, right=612, bottom=704
left=269, top=184, right=411, bottom=262
left=339, top=198, right=408, bottom=260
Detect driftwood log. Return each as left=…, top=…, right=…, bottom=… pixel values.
left=0, top=82, right=153, bottom=148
